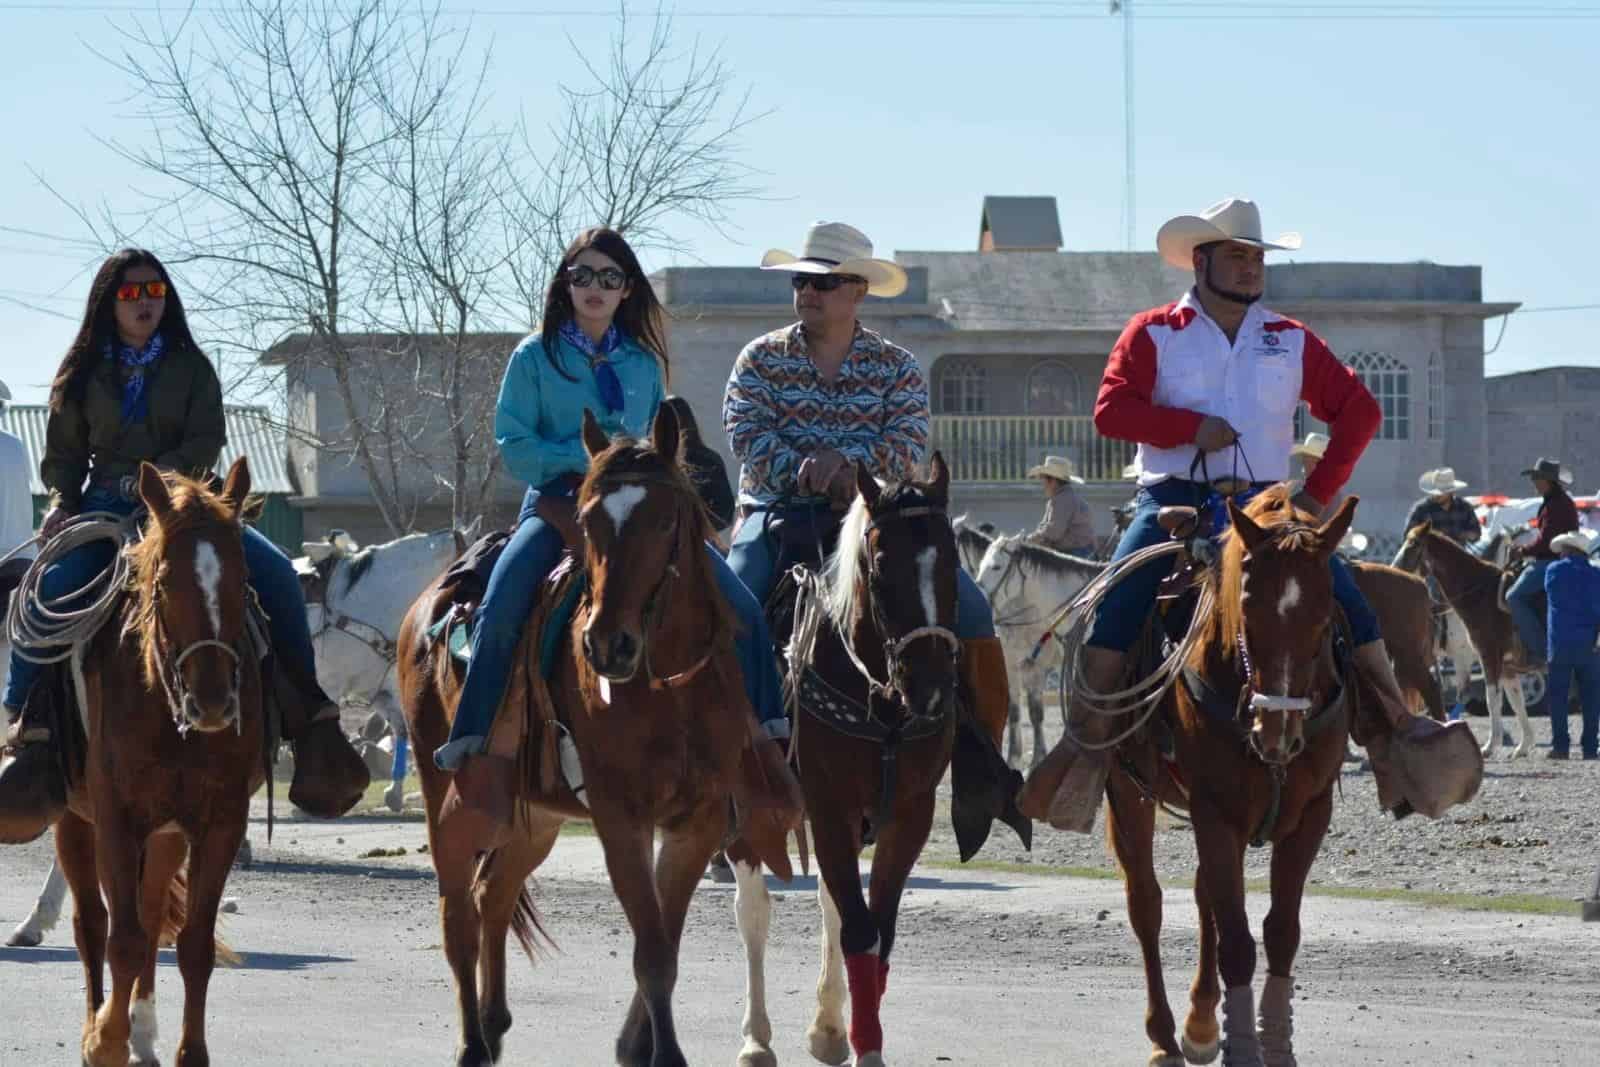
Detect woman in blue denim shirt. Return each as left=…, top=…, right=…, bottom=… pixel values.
left=439, top=228, right=797, bottom=833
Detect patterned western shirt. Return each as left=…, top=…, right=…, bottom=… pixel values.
left=1403, top=495, right=1482, bottom=545
left=723, top=322, right=930, bottom=505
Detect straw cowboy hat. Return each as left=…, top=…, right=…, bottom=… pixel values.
left=1551, top=529, right=1595, bottom=555
left=1156, top=198, right=1303, bottom=271
left=1026, top=455, right=1084, bottom=485
left=1290, top=432, right=1329, bottom=460
left=1121, top=462, right=1140, bottom=482
left=1418, top=467, right=1469, bottom=495
left=760, top=221, right=908, bottom=299
left=1521, top=457, right=1574, bottom=486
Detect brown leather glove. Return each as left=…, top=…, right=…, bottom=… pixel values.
left=535, top=494, right=583, bottom=549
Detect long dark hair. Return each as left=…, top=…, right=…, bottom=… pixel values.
left=50, top=249, right=203, bottom=412
left=538, top=227, right=669, bottom=382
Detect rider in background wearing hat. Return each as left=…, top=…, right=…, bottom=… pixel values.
left=1027, top=455, right=1095, bottom=557
left=1543, top=530, right=1600, bottom=760
left=1506, top=457, right=1581, bottom=665
left=1405, top=468, right=1481, bottom=546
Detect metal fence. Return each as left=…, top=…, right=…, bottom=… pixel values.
left=930, top=414, right=1135, bottom=483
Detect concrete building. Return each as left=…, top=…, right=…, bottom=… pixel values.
left=1486, top=366, right=1600, bottom=495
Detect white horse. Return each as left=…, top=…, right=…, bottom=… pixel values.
left=972, top=532, right=1104, bottom=770
left=5, top=525, right=465, bottom=948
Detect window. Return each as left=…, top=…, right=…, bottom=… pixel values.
left=1025, top=361, right=1081, bottom=415
left=1347, top=351, right=1411, bottom=441
left=1427, top=351, right=1443, bottom=440
left=936, top=359, right=986, bottom=414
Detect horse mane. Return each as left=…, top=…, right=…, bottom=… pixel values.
left=1209, top=484, right=1326, bottom=652
left=126, top=471, right=243, bottom=689
left=994, top=534, right=1102, bottom=578
left=821, top=479, right=935, bottom=626
left=579, top=433, right=737, bottom=639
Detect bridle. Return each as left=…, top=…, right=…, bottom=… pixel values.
left=148, top=583, right=245, bottom=738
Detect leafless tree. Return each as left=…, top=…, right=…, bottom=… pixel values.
left=91, top=0, right=758, bottom=536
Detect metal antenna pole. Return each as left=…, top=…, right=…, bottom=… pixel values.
left=1113, top=0, right=1135, bottom=250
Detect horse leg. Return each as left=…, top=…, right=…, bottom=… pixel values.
left=1482, top=666, right=1503, bottom=759
left=132, top=833, right=188, bottom=1067
left=1185, top=876, right=1222, bottom=1065
left=811, top=815, right=879, bottom=1066
left=856, top=790, right=938, bottom=1067
left=57, top=811, right=107, bottom=1033
left=808, top=867, right=850, bottom=1066
left=1105, top=770, right=1181, bottom=1065
left=599, top=819, right=684, bottom=1067
left=173, top=819, right=245, bottom=1067
left=1027, top=689, right=1049, bottom=771
left=6, top=856, right=68, bottom=947
left=85, top=813, right=146, bottom=1067
left=475, top=811, right=562, bottom=1063
left=1190, top=806, right=1259, bottom=1067
left=732, top=855, right=777, bottom=1067
left=644, top=815, right=723, bottom=1065
left=1259, top=787, right=1333, bottom=1067
left=1505, top=674, right=1534, bottom=759
left=1005, top=697, right=1022, bottom=765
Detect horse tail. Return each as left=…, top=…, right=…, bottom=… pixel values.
left=508, top=882, right=553, bottom=963
left=159, top=868, right=241, bottom=966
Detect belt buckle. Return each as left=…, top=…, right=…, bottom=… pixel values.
left=1211, top=477, right=1249, bottom=498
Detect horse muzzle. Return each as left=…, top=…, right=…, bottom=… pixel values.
left=180, top=691, right=242, bottom=735
left=582, top=625, right=642, bottom=683
left=1247, top=693, right=1310, bottom=765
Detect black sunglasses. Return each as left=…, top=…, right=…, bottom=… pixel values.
left=791, top=273, right=864, bottom=293
left=566, top=264, right=628, bottom=291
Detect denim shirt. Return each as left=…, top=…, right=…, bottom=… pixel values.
left=495, top=330, right=665, bottom=489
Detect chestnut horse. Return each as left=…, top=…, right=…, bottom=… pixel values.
left=56, top=458, right=263, bottom=1067
left=729, top=456, right=961, bottom=1067
left=1105, top=487, right=1361, bottom=1067
left=400, top=407, right=776, bottom=1067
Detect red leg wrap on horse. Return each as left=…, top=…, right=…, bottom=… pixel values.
left=878, top=958, right=890, bottom=1005
left=845, top=951, right=884, bottom=1056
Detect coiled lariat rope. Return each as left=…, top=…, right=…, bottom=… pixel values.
left=6, top=512, right=141, bottom=665
left=1037, top=539, right=1216, bottom=752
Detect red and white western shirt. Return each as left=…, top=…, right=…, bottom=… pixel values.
left=1094, top=290, right=1380, bottom=506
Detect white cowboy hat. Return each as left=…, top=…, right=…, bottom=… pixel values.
left=1121, top=462, right=1140, bottom=482
left=1025, top=455, right=1084, bottom=485
left=1290, top=432, right=1329, bottom=460
left=1418, top=467, right=1469, bottom=495
left=1156, top=198, right=1303, bottom=271
left=1551, top=530, right=1595, bottom=555
left=760, top=221, right=908, bottom=299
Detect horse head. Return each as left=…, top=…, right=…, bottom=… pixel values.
left=577, top=405, right=723, bottom=683
left=1392, top=519, right=1430, bottom=574
left=825, top=453, right=961, bottom=725
left=1222, top=488, right=1357, bottom=766
left=131, top=456, right=254, bottom=735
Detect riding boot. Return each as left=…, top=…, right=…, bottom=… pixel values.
left=0, top=692, right=66, bottom=845
left=1018, top=646, right=1123, bottom=832
left=1353, top=640, right=1482, bottom=819
left=950, top=637, right=1030, bottom=858
left=274, top=655, right=369, bottom=818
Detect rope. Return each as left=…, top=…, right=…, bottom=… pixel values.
left=6, top=512, right=140, bottom=665
left=1045, top=539, right=1217, bottom=752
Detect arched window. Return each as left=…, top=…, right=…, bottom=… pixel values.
left=935, top=358, right=986, bottom=414
left=1025, top=360, right=1081, bottom=415
left=1427, top=351, right=1443, bottom=440
left=1347, top=351, right=1411, bottom=441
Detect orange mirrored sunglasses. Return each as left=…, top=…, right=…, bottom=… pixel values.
left=115, top=280, right=169, bottom=302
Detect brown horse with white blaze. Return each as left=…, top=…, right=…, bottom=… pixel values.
left=400, top=407, right=786, bottom=1067
left=1106, top=487, right=1362, bottom=1067
left=55, top=458, right=262, bottom=1067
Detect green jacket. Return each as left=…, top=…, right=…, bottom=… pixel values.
left=42, top=344, right=226, bottom=511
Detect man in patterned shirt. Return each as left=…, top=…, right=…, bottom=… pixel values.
left=723, top=221, right=1024, bottom=846
left=1404, top=468, right=1482, bottom=546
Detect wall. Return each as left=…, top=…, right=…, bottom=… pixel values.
left=1486, top=368, right=1600, bottom=495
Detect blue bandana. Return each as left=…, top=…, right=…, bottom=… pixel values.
left=109, top=332, right=166, bottom=423
left=559, top=319, right=625, bottom=413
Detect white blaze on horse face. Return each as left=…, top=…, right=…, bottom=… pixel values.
left=1277, top=577, right=1301, bottom=622
left=195, top=540, right=223, bottom=636
left=916, top=547, right=938, bottom=625
left=601, top=486, right=648, bottom=532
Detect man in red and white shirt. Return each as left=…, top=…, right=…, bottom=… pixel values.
left=1020, top=198, right=1482, bottom=832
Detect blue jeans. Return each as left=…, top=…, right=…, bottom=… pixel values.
left=1506, top=561, right=1551, bottom=663
left=1086, top=479, right=1381, bottom=651
left=1545, top=646, right=1600, bottom=756
left=435, top=486, right=788, bottom=771
left=4, top=490, right=318, bottom=711
left=728, top=503, right=996, bottom=639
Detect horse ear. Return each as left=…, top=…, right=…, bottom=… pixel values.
left=137, top=462, right=172, bottom=518
left=652, top=401, right=682, bottom=466
left=1317, top=495, right=1359, bottom=556
left=1228, top=498, right=1266, bottom=552
left=581, top=409, right=610, bottom=458
left=927, top=451, right=950, bottom=500
left=854, top=461, right=881, bottom=509
left=220, top=456, right=252, bottom=515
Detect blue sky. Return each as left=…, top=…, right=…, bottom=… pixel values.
left=1, top=1, right=1596, bottom=403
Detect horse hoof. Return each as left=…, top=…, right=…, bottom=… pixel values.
left=384, top=783, right=404, bottom=813
left=1149, top=1054, right=1185, bottom=1067
left=1512, top=747, right=1532, bottom=760
left=1182, top=1034, right=1220, bottom=1064
left=807, top=1025, right=850, bottom=1066
left=1480, top=745, right=1496, bottom=759
left=5, top=926, right=43, bottom=947
left=854, top=1054, right=886, bottom=1067
left=738, top=1043, right=778, bottom=1067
